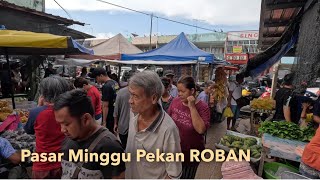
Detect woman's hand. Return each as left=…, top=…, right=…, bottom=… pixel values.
left=302, top=102, right=310, bottom=109
left=187, top=96, right=196, bottom=109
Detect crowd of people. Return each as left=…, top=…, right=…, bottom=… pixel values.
left=0, top=67, right=216, bottom=179
left=2, top=65, right=320, bottom=179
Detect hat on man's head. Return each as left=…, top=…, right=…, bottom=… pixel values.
left=164, top=70, right=175, bottom=77
left=89, top=67, right=107, bottom=78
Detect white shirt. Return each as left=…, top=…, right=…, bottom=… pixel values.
left=170, top=84, right=178, bottom=98
left=228, top=81, right=242, bottom=106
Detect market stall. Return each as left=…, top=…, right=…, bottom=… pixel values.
left=256, top=120, right=315, bottom=178
left=120, top=32, right=216, bottom=82
left=0, top=29, right=94, bottom=108
left=257, top=133, right=307, bottom=176
left=0, top=99, right=35, bottom=178
left=249, top=98, right=276, bottom=135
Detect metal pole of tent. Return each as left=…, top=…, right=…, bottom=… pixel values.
left=149, top=14, right=153, bottom=50
left=5, top=48, right=16, bottom=109
left=118, top=64, right=121, bottom=82
left=197, top=60, right=200, bottom=82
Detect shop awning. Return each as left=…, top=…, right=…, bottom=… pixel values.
left=0, top=30, right=94, bottom=55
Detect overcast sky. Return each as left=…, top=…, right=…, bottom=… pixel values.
left=46, top=0, right=262, bottom=38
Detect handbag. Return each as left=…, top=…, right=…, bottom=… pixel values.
left=229, top=84, right=250, bottom=108
left=233, top=96, right=250, bottom=108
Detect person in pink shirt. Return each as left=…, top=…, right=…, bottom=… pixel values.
left=168, top=76, right=210, bottom=179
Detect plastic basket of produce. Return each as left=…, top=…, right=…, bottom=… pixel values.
left=215, top=130, right=262, bottom=163
left=263, top=162, right=299, bottom=179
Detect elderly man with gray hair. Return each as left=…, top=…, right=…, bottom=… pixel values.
left=125, top=71, right=182, bottom=179
left=24, top=76, right=73, bottom=179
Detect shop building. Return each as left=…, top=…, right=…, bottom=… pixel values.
left=225, top=31, right=259, bottom=65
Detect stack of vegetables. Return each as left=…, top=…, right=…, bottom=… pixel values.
left=0, top=101, right=13, bottom=121
left=250, top=98, right=275, bottom=110
left=258, top=121, right=316, bottom=142
left=220, top=134, right=262, bottom=159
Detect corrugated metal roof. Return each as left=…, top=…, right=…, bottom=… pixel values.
left=0, top=0, right=85, bottom=26
left=258, top=0, right=307, bottom=51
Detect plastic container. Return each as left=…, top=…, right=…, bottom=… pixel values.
left=280, top=171, right=309, bottom=179
left=263, top=162, right=299, bottom=179
left=215, top=130, right=262, bottom=163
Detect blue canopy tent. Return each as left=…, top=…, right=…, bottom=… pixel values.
left=121, top=32, right=215, bottom=64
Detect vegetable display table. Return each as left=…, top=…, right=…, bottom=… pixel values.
left=257, top=133, right=307, bottom=176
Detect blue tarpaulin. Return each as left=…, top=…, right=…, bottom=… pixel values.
left=249, top=31, right=298, bottom=77
left=121, top=32, right=215, bottom=64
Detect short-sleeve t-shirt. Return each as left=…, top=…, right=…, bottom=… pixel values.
left=273, top=88, right=292, bottom=120
left=24, top=105, right=64, bottom=171
left=87, top=86, right=102, bottom=116
left=61, top=128, right=125, bottom=179
left=197, top=91, right=209, bottom=104
left=0, top=137, right=16, bottom=159
left=228, top=82, right=242, bottom=106
left=302, top=127, right=320, bottom=171
left=161, top=96, right=174, bottom=112
left=168, top=98, right=210, bottom=162
left=113, top=87, right=131, bottom=135
left=101, top=80, right=120, bottom=118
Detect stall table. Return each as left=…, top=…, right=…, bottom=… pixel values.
left=257, top=133, right=307, bottom=176
left=250, top=109, right=274, bottom=135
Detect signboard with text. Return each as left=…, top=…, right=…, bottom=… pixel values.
left=232, top=46, right=243, bottom=53
left=227, top=31, right=259, bottom=41
left=225, top=54, right=248, bottom=65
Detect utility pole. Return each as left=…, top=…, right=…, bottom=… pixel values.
left=149, top=13, right=153, bottom=50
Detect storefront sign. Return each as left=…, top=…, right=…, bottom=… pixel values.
left=227, top=31, right=259, bottom=41
left=225, top=54, right=248, bottom=65
left=232, top=46, right=243, bottom=53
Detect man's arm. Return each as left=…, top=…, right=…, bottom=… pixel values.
left=101, top=84, right=113, bottom=126
left=102, top=101, right=109, bottom=126
left=227, top=83, right=234, bottom=107
left=24, top=109, right=37, bottom=135
left=8, top=152, right=21, bottom=164
left=283, top=95, right=292, bottom=122
left=314, top=115, right=320, bottom=124
left=0, top=138, right=21, bottom=164
left=283, top=106, right=291, bottom=122
left=113, top=93, right=121, bottom=133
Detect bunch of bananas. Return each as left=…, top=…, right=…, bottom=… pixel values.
left=251, top=98, right=275, bottom=110
left=0, top=107, right=13, bottom=114
left=212, top=67, right=228, bottom=102
left=16, top=110, right=29, bottom=123
left=0, top=101, right=8, bottom=108
left=0, top=113, right=10, bottom=121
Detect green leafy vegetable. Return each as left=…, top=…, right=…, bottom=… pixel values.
left=258, top=121, right=316, bottom=142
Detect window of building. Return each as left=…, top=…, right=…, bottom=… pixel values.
left=244, top=40, right=250, bottom=45
left=227, top=46, right=232, bottom=53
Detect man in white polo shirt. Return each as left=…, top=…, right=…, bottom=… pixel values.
left=125, top=71, right=182, bottom=179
